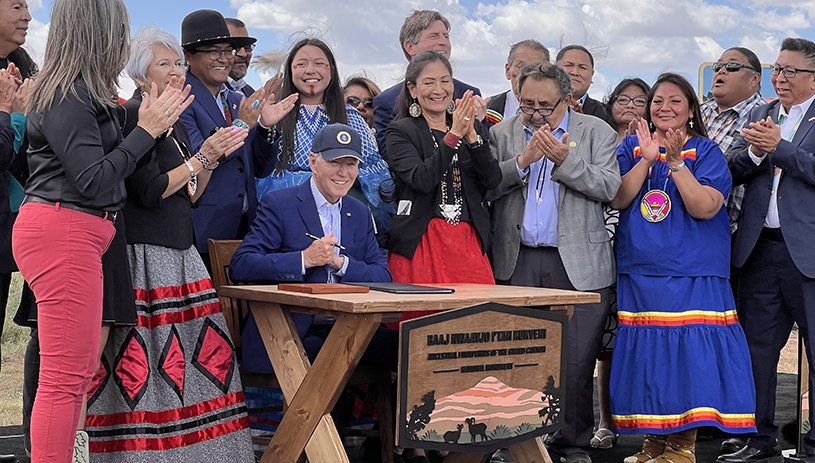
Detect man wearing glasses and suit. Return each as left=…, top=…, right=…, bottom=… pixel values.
left=719, top=37, right=815, bottom=463
left=487, top=62, right=620, bottom=463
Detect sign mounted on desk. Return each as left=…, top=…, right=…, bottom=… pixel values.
left=397, top=303, right=567, bottom=454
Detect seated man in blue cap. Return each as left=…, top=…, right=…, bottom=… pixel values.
left=230, top=123, right=397, bottom=373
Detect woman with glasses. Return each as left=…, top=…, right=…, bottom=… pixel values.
left=604, top=78, right=651, bottom=144
left=83, top=26, right=256, bottom=462
left=608, top=73, right=756, bottom=463
left=586, top=77, right=652, bottom=451
left=383, top=51, right=501, bottom=331
left=344, top=75, right=381, bottom=130
left=254, top=38, right=392, bottom=233
left=12, top=0, right=193, bottom=460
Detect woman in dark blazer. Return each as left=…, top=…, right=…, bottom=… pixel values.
left=383, top=51, right=501, bottom=324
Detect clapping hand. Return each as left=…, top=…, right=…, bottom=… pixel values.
left=259, top=92, right=299, bottom=128
left=200, top=126, right=249, bottom=165
left=538, top=124, right=570, bottom=166
left=0, top=68, right=18, bottom=114
left=570, top=98, right=583, bottom=114
left=237, top=86, right=269, bottom=130
left=473, top=94, right=491, bottom=122
left=635, top=118, right=660, bottom=164
left=517, top=128, right=547, bottom=170
left=663, top=128, right=685, bottom=168
left=625, top=118, right=640, bottom=138
left=451, top=90, right=476, bottom=142
left=741, top=117, right=781, bottom=157
left=138, top=76, right=194, bottom=138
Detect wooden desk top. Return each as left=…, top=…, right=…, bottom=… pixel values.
left=219, top=283, right=600, bottom=314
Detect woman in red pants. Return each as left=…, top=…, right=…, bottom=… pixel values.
left=11, top=0, right=192, bottom=460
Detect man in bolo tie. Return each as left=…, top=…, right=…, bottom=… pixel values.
left=488, top=62, right=620, bottom=463
left=178, top=9, right=286, bottom=267
left=719, top=37, right=815, bottom=463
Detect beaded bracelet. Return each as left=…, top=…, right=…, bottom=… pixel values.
left=443, top=132, right=463, bottom=150
left=194, top=152, right=218, bottom=171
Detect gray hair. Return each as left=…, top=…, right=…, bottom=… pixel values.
left=517, top=61, right=573, bottom=99
left=507, top=39, right=550, bottom=66
left=399, top=9, right=450, bottom=61
left=127, top=26, right=185, bottom=86
left=27, top=0, right=131, bottom=112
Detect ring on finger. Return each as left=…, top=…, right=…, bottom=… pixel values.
left=464, top=117, right=471, bottom=121
left=164, top=110, right=172, bottom=117
left=252, top=100, right=260, bottom=109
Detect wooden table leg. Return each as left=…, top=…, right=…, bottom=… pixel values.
left=252, top=302, right=381, bottom=463
left=508, top=437, right=555, bottom=463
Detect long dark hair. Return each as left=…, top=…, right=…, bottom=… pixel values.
left=645, top=73, right=708, bottom=139
left=277, top=38, right=346, bottom=172
left=603, top=78, right=650, bottom=130
left=394, top=51, right=453, bottom=121
left=6, top=48, right=38, bottom=79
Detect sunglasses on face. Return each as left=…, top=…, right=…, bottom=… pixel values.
left=712, top=62, right=757, bottom=73
left=346, top=96, right=373, bottom=108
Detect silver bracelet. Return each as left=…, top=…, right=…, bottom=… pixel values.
left=183, top=159, right=196, bottom=178
left=669, top=161, right=686, bottom=173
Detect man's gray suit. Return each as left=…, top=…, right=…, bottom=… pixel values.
left=487, top=110, right=620, bottom=458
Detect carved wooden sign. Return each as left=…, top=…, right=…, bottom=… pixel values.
left=397, top=303, right=567, bottom=454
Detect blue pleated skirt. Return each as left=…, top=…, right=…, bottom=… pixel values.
left=610, top=274, right=757, bottom=435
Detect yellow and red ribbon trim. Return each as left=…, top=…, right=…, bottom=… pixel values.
left=614, top=407, right=755, bottom=431
left=618, top=309, right=739, bottom=326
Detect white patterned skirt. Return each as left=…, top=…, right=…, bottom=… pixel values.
left=85, top=243, right=254, bottom=462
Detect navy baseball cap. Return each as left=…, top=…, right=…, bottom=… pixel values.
left=311, top=124, right=363, bottom=162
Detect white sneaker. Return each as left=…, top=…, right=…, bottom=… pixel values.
left=73, top=430, right=89, bottom=463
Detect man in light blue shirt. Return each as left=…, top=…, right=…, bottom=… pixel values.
left=230, top=123, right=394, bottom=373
left=488, top=62, right=620, bottom=463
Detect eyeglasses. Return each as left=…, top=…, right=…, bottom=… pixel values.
left=519, top=98, right=562, bottom=117
left=615, top=95, right=647, bottom=107
left=346, top=96, right=373, bottom=108
left=770, top=64, right=815, bottom=78
left=238, top=44, right=256, bottom=53
left=154, top=60, right=186, bottom=70
left=195, top=48, right=237, bottom=60
left=712, top=62, right=758, bottom=73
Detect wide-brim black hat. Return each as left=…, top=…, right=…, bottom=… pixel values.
left=181, top=10, right=257, bottom=50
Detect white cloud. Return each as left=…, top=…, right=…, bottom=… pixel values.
left=21, top=18, right=48, bottom=67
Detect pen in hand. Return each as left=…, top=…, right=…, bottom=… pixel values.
left=306, top=232, right=346, bottom=250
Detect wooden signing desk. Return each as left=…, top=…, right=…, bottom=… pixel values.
left=219, top=283, right=600, bottom=463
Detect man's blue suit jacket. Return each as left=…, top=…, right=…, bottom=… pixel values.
left=179, top=72, right=276, bottom=253
left=730, top=99, right=815, bottom=278
left=373, top=78, right=480, bottom=160
left=229, top=181, right=391, bottom=372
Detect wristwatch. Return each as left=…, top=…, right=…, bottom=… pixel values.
left=468, top=135, right=484, bottom=149
left=669, top=161, right=686, bottom=173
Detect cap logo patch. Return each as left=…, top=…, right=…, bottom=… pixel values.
left=337, top=131, right=352, bottom=145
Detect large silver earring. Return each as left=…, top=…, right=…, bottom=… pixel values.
left=649, top=121, right=655, bottom=131
left=447, top=102, right=455, bottom=115
left=688, top=118, right=694, bottom=129
left=409, top=100, right=422, bottom=118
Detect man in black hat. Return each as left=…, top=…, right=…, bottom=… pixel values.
left=178, top=9, right=297, bottom=267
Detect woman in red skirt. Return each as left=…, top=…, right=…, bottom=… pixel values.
left=382, top=51, right=501, bottom=327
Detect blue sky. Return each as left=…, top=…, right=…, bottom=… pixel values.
left=23, top=0, right=815, bottom=102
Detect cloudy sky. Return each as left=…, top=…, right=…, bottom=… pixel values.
left=22, top=0, right=815, bottom=101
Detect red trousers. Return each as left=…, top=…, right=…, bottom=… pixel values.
left=12, top=202, right=115, bottom=462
